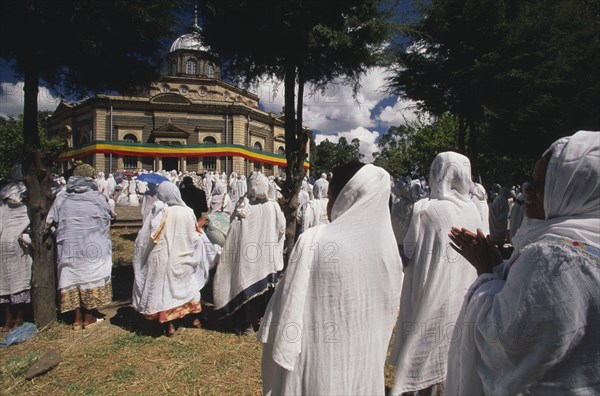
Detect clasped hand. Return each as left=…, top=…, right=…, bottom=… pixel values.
left=448, top=227, right=503, bottom=275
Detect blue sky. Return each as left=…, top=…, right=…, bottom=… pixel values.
left=0, top=2, right=422, bottom=163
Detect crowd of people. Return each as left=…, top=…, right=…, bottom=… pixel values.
left=0, top=130, right=598, bottom=394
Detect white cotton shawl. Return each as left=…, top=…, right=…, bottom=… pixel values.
left=301, top=198, right=329, bottom=233
left=488, top=187, right=510, bottom=242
left=131, top=200, right=201, bottom=315
left=258, top=164, right=403, bottom=396
left=53, top=177, right=113, bottom=290
left=0, top=188, right=32, bottom=296
left=447, top=130, right=600, bottom=395
left=209, top=181, right=233, bottom=215
left=389, top=152, right=484, bottom=394
left=313, top=176, right=329, bottom=199
left=391, top=181, right=414, bottom=247
left=470, top=182, right=490, bottom=235
left=0, top=182, right=26, bottom=203
left=193, top=232, right=221, bottom=294
left=212, top=195, right=286, bottom=317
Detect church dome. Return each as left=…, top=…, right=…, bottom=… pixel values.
left=169, top=32, right=209, bottom=52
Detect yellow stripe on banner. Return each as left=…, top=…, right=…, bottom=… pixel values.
left=58, top=142, right=310, bottom=169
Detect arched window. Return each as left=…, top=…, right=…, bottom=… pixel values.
left=186, top=59, right=197, bottom=75
left=123, top=134, right=138, bottom=143
left=253, top=142, right=262, bottom=151
left=277, top=146, right=285, bottom=155
left=203, top=136, right=217, bottom=170
left=123, top=134, right=138, bottom=170
left=207, top=64, right=214, bottom=77
left=171, top=62, right=177, bottom=75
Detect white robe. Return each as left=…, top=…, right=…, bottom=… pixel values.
left=132, top=201, right=200, bottom=315
left=212, top=196, right=285, bottom=318
left=259, top=164, right=403, bottom=395
left=389, top=152, right=484, bottom=394
left=447, top=130, right=600, bottom=395
left=300, top=198, right=329, bottom=233
left=50, top=177, right=113, bottom=291
left=0, top=183, right=32, bottom=296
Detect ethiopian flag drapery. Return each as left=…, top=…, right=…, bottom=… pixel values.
left=58, top=140, right=310, bottom=169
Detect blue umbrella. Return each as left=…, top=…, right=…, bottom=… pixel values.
left=136, top=173, right=169, bottom=184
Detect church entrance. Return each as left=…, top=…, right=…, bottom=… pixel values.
left=162, top=157, right=179, bottom=172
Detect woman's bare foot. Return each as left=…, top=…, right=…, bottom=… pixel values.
left=192, top=318, right=201, bottom=328
left=166, top=322, right=176, bottom=337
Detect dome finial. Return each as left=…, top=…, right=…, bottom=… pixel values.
left=192, top=5, right=200, bottom=32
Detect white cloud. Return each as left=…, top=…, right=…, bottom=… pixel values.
left=314, top=127, right=380, bottom=163
left=0, top=82, right=60, bottom=118
left=376, top=97, right=421, bottom=126
left=252, top=67, right=395, bottom=134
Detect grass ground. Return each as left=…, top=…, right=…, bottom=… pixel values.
left=1, top=231, right=398, bottom=395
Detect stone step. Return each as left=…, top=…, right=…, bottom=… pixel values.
left=111, top=220, right=143, bottom=232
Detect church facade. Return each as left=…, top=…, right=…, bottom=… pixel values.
left=48, top=23, right=309, bottom=177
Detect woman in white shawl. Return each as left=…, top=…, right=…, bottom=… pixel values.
left=47, top=173, right=113, bottom=330
left=447, top=130, right=600, bottom=395
left=212, top=172, right=286, bottom=335
left=488, top=185, right=511, bottom=246
left=236, top=174, right=248, bottom=199
left=300, top=175, right=329, bottom=233
left=208, top=180, right=233, bottom=215
left=228, top=171, right=239, bottom=207
left=389, top=152, right=485, bottom=396
left=132, top=182, right=203, bottom=336
left=390, top=178, right=415, bottom=265
left=508, top=181, right=528, bottom=241
left=259, top=162, right=403, bottom=395
left=470, top=181, right=490, bottom=235
left=0, top=182, right=32, bottom=331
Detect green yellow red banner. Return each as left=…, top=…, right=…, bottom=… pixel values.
left=58, top=141, right=310, bottom=169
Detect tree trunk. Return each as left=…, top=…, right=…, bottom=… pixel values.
left=281, top=62, right=299, bottom=264
left=22, top=67, right=57, bottom=327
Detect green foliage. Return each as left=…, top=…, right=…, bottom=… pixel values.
left=387, top=0, right=600, bottom=159
left=373, top=113, right=458, bottom=177
left=312, top=136, right=364, bottom=176
left=0, top=113, right=63, bottom=181
left=373, top=112, right=535, bottom=185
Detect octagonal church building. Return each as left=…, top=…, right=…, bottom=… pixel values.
left=48, top=21, right=309, bottom=177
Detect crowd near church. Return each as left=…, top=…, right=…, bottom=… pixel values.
left=1, top=0, right=599, bottom=394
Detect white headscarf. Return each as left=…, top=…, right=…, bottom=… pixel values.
left=511, top=130, right=600, bottom=251
left=247, top=172, right=270, bottom=202
left=428, top=152, right=473, bottom=206
left=157, top=181, right=186, bottom=207
left=0, top=182, right=26, bottom=203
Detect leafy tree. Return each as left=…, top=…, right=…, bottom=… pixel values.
left=312, top=136, right=364, bottom=176
left=373, top=113, right=458, bottom=177
left=0, top=113, right=64, bottom=182
left=373, top=113, right=534, bottom=186
left=199, top=0, right=394, bottom=255
left=312, top=139, right=338, bottom=177
left=387, top=0, right=600, bottom=160
left=0, top=0, right=183, bottom=326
